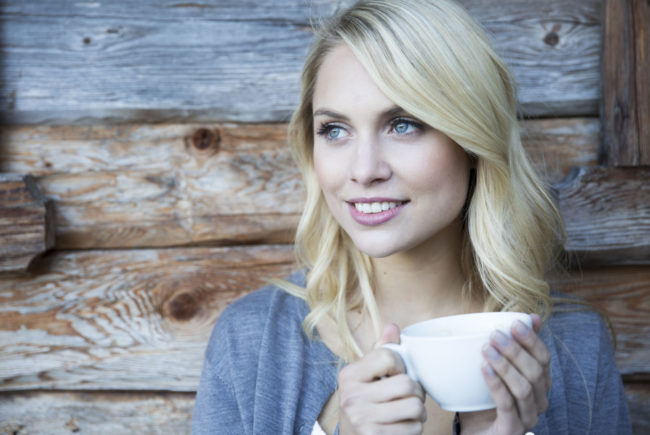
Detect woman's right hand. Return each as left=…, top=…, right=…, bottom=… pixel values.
left=337, top=324, right=427, bottom=434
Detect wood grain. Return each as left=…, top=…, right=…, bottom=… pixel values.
left=0, top=119, right=598, bottom=250
left=0, top=0, right=601, bottom=124
left=0, top=174, right=55, bottom=273
left=0, top=246, right=647, bottom=391
left=0, top=391, right=194, bottom=434
left=554, top=166, right=650, bottom=265
left=0, top=123, right=302, bottom=249
left=1, top=383, right=647, bottom=433
left=0, top=244, right=295, bottom=392
left=601, top=0, right=650, bottom=166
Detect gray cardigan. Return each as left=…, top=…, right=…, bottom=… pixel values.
left=192, top=272, right=631, bottom=434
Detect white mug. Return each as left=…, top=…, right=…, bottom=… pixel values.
left=384, top=312, right=532, bottom=412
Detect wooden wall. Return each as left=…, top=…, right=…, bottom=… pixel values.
left=1, top=0, right=648, bottom=433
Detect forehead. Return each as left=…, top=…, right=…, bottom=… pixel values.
left=312, top=44, right=395, bottom=113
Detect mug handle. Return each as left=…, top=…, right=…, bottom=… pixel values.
left=382, top=343, right=419, bottom=383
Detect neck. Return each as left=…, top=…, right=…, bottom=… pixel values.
left=370, top=222, right=482, bottom=328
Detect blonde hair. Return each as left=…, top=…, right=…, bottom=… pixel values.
left=280, top=0, right=565, bottom=360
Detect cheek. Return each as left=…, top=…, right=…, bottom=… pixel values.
left=409, top=146, right=470, bottom=201
left=313, top=145, right=340, bottom=194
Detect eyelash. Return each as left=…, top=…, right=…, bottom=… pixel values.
left=316, top=123, right=344, bottom=138
left=316, top=117, right=424, bottom=140
left=389, top=117, right=424, bottom=135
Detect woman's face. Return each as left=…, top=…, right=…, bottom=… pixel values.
left=312, top=44, right=470, bottom=259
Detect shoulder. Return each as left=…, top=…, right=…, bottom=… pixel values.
left=536, top=290, right=629, bottom=432
left=204, top=270, right=308, bottom=365
left=217, top=269, right=307, bottom=332
left=543, top=291, right=611, bottom=353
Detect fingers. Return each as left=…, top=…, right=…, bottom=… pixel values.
left=483, top=338, right=539, bottom=428
left=340, top=347, right=406, bottom=382
left=359, top=373, right=425, bottom=404
left=482, top=317, right=551, bottom=430
left=480, top=362, right=525, bottom=434
left=512, top=314, right=551, bottom=413
left=338, top=337, right=426, bottom=435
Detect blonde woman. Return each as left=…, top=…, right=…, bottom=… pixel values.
left=193, top=1, right=631, bottom=433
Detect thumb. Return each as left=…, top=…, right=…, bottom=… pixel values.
left=376, top=322, right=401, bottom=348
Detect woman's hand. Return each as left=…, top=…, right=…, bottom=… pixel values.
left=460, top=314, right=551, bottom=434
left=338, top=323, right=427, bottom=434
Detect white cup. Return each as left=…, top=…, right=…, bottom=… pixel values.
left=384, top=312, right=532, bottom=412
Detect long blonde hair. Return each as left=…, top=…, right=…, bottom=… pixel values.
left=280, top=0, right=565, bottom=360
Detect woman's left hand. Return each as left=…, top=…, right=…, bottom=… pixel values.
left=459, top=314, right=551, bottom=434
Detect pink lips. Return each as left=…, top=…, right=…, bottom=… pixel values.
left=347, top=198, right=408, bottom=226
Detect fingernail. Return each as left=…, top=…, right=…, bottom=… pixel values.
left=484, top=344, right=501, bottom=361
left=483, top=361, right=496, bottom=378
left=492, top=330, right=510, bottom=347
left=514, top=320, right=530, bottom=337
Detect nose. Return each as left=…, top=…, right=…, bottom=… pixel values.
left=349, top=136, right=391, bottom=185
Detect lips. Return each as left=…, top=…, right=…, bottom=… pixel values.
left=347, top=198, right=409, bottom=226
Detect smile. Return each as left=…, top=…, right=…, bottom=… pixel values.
left=347, top=199, right=409, bottom=226
left=353, top=201, right=404, bottom=214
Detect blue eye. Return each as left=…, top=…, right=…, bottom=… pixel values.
left=394, top=122, right=410, bottom=134
left=316, top=123, right=349, bottom=141
left=328, top=127, right=342, bottom=139
left=391, top=118, right=423, bottom=135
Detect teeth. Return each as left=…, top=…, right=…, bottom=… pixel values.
left=354, top=201, right=402, bottom=214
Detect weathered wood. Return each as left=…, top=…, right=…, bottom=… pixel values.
left=0, top=122, right=303, bottom=249
left=0, top=119, right=598, bottom=250
left=0, top=246, right=646, bottom=391
left=0, top=391, right=194, bottom=434
left=554, top=166, right=650, bottom=265
left=0, top=244, right=295, bottom=391
left=548, top=266, right=650, bottom=379
left=0, top=174, right=55, bottom=273
left=1, top=383, right=648, bottom=433
left=625, top=382, right=650, bottom=434
left=519, top=118, right=598, bottom=183
left=0, top=0, right=601, bottom=124
left=601, top=0, right=650, bottom=166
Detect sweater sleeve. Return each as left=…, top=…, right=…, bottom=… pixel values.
left=191, top=293, right=260, bottom=435
left=192, top=358, right=245, bottom=434
left=590, top=319, right=632, bottom=434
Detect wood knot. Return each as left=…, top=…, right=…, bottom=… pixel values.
left=185, top=127, right=221, bottom=156
left=543, top=31, right=559, bottom=47
left=167, top=292, right=199, bottom=321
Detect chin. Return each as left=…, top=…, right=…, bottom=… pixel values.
left=349, top=236, right=409, bottom=259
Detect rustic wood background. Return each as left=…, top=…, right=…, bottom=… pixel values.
left=1, top=0, right=648, bottom=433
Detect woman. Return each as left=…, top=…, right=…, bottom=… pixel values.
left=192, top=0, right=631, bottom=433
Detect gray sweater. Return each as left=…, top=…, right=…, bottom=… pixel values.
left=192, top=272, right=631, bottom=434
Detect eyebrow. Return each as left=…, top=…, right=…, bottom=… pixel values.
left=313, top=105, right=409, bottom=121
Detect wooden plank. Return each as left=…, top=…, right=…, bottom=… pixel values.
left=0, top=123, right=302, bottom=249
left=625, top=382, right=650, bottom=434
left=0, top=247, right=646, bottom=391
left=0, top=0, right=601, bottom=124
left=0, top=174, right=55, bottom=273
left=6, top=380, right=646, bottom=432
left=0, top=245, right=295, bottom=392
left=633, top=0, right=650, bottom=165
left=0, top=119, right=598, bottom=250
left=519, top=118, right=598, bottom=183
left=554, top=166, right=650, bottom=265
left=548, top=266, right=650, bottom=379
left=0, top=391, right=194, bottom=434
left=601, top=0, right=650, bottom=166
left=0, top=384, right=647, bottom=433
